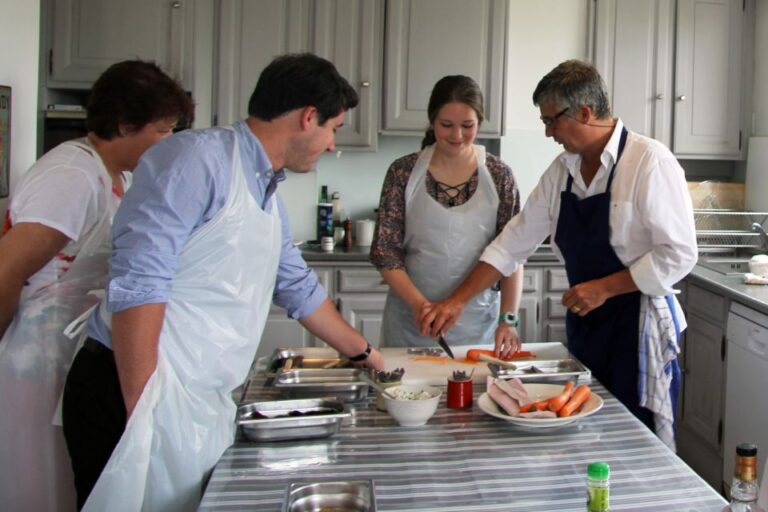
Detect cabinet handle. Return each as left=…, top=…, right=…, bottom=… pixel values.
left=172, top=1, right=181, bottom=7
left=360, top=81, right=370, bottom=88
left=655, top=93, right=664, bottom=100
left=677, top=95, right=687, bottom=101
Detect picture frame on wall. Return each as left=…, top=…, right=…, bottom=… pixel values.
left=0, top=85, right=10, bottom=198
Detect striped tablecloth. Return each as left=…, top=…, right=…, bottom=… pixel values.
left=199, top=379, right=726, bottom=511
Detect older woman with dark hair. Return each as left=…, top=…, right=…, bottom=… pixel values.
left=371, top=75, right=524, bottom=350
left=0, top=60, right=192, bottom=511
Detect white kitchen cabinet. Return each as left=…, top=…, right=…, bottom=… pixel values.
left=541, top=266, right=569, bottom=344
left=677, top=280, right=728, bottom=490
left=593, top=0, right=752, bottom=159
left=382, top=0, right=507, bottom=137
left=216, top=0, right=381, bottom=150
left=517, top=269, right=541, bottom=343
left=722, top=302, right=768, bottom=496
left=47, top=0, right=212, bottom=89
left=45, top=0, right=215, bottom=126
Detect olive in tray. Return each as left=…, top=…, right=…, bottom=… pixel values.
left=236, top=397, right=350, bottom=442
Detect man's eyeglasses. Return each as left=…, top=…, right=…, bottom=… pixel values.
left=540, top=107, right=569, bottom=128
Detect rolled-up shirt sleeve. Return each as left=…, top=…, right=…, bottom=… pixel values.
left=107, top=132, right=229, bottom=312
left=271, top=194, right=328, bottom=319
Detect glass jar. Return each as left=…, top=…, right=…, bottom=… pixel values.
left=587, top=462, right=610, bottom=512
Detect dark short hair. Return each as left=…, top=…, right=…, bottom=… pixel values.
left=532, top=60, right=612, bottom=119
left=247, top=53, right=359, bottom=124
left=422, top=75, right=484, bottom=148
left=86, top=60, right=194, bottom=139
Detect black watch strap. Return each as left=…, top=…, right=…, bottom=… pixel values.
left=348, top=343, right=372, bottom=362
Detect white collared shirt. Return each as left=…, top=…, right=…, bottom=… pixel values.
left=481, top=119, right=697, bottom=296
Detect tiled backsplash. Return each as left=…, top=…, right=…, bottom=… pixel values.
left=688, top=181, right=745, bottom=210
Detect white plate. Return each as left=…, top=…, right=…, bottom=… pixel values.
left=478, top=382, right=604, bottom=429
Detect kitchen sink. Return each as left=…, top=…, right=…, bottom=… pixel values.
left=697, top=257, right=752, bottom=275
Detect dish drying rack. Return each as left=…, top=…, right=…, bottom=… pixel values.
left=695, top=209, right=768, bottom=252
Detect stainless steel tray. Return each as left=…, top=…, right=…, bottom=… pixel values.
left=488, top=358, right=591, bottom=383
left=283, top=480, right=376, bottom=512
left=237, top=397, right=350, bottom=442
left=273, top=368, right=370, bottom=402
left=266, top=347, right=343, bottom=374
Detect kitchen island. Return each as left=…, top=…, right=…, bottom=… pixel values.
left=199, top=377, right=726, bottom=511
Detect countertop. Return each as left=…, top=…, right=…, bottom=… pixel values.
left=200, top=376, right=726, bottom=511
left=690, top=263, right=768, bottom=315
left=300, top=243, right=560, bottom=264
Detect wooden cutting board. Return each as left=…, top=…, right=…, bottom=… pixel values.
left=380, top=343, right=570, bottom=386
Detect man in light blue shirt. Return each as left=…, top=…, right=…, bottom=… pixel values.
left=63, top=54, right=384, bottom=511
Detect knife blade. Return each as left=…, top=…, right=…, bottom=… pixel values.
left=437, top=334, right=455, bottom=360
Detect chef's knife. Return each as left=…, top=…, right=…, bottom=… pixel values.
left=437, top=334, right=455, bottom=360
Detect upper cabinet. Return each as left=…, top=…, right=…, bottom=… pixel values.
left=593, top=0, right=753, bottom=159
left=382, top=0, right=508, bottom=137
left=216, top=0, right=381, bottom=150
left=45, top=0, right=215, bottom=126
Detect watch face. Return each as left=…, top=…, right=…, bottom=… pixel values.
left=501, top=312, right=519, bottom=327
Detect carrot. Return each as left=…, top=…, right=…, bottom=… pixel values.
left=519, top=399, right=550, bottom=413
left=547, top=381, right=575, bottom=413
left=465, top=349, right=533, bottom=362
left=557, top=384, right=591, bottom=417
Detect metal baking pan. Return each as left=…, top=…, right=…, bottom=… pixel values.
left=406, top=347, right=443, bottom=356
left=283, top=480, right=376, bottom=512
left=488, top=358, right=591, bottom=383
left=273, top=368, right=370, bottom=402
left=266, top=347, right=343, bottom=373
left=237, top=397, right=350, bottom=442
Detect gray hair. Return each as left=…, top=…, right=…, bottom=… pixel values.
left=532, top=60, right=612, bottom=120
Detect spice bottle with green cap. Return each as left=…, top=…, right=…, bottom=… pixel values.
left=587, top=462, right=610, bottom=512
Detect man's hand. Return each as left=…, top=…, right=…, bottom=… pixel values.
left=562, top=270, right=638, bottom=316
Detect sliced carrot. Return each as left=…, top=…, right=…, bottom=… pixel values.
left=519, top=398, right=550, bottom=413
left=557, top=384, right=591, bottom=417
left=547, top=381, right=575, bottom=413
left=465, top=349, right=533, bottom=362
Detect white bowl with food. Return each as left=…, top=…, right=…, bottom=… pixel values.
left=382, top=384, right=442, bottom=427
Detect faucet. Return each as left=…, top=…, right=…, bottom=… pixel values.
left=752, top=222, right=768, bottom=252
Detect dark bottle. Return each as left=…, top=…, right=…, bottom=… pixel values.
left=343, top=218, right=353, bottom=250
left=317, top=185, right=332, bottom=241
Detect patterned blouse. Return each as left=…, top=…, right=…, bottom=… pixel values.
left=370, top=151, right=521, bottom=270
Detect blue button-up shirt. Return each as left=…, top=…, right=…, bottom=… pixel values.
left=87, top=120, right=326, bottom=346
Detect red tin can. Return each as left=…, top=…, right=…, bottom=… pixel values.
left=447, top=378, right=473, bottom=409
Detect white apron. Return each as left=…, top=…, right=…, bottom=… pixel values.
left=83, top=130, right=282, bottom=511
left=380, top=144, right=500, bottom=347
left=0, top=140, right=118, bottom=512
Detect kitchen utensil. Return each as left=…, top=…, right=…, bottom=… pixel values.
left=237, top=397, right=350, bottom=442
left=447, top=375, right=473, bottom=409
left=437, top=334, right=455, bottom=359
left=283, top=480, right=376, bottom=512
left=477, top=353, right=518, bottom=367
left=488, top=358, right=592, bottom=383
left=358, top=372, right=397, bottom=400
left=273, top=369, right=369, bottom=402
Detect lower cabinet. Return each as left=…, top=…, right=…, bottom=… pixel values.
left=677, top=278, right=728, bottom=492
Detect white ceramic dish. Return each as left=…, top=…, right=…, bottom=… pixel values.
left=749, top=254, right=768, bottom=276
left=478, top=382, right=603, bottom=428
left=382, top=384, right=442, bottom=427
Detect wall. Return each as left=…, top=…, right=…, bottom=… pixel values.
left=755, top=0, right=768, bottom=136
left=0, top=0, right=40, bottom=215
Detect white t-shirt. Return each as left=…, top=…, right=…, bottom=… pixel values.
left=481, top=119, right=697, bottom=297
left=8, top=139, right=127, bottom=299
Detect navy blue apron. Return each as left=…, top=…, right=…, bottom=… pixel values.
left=554, top=128, right=654, bottom=429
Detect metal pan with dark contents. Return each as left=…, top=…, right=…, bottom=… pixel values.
left=237, top=397, right=350, bottom=442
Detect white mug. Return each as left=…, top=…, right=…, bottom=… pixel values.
left=355, top=219, right=375, bottom=247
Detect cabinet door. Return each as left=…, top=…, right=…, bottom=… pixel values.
left=312, top=0, right=381, bottom=150
left=680, top=311, right=724, bottom=450
left=255, top=306, right=314, bottom=360
left=517, top=294, right=538, bottom=343
left=382, top=0, right=507, bottom=136
left=673, top=0, right=743, bottom=157
left=216, top=0, right=312, bottom=125
left=50, top=0, right=190, bottom=86
left=337, top=293, right=387, bottom=347
left=593, top=0, right=674, bottom=146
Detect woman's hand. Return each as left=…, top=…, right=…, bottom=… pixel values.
left=494, top=324, right=521, bottom=358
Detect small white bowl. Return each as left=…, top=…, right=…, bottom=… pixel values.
left=382, top=384, right=442, bottom=427
left=750, top=254, right=768, bottom=276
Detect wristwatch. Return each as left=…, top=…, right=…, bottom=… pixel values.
left=348, top=343, right=372, bottom=362
left=498, top=312, right=520, bottom=328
